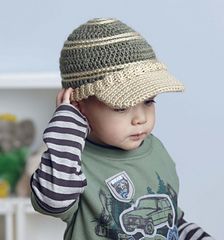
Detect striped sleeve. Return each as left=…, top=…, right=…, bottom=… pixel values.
left=31, top=103, right=90, bottom=213
left=178, top=214, right=215, bottom=240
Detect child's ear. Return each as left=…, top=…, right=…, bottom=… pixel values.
left=71, top=100, right=79, bottom=108
left=71, top=100, right=86, bottom=115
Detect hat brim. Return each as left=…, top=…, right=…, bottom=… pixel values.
left=94, top=62, right=185, bottom=109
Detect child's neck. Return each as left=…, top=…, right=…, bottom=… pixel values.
left=86, top=137, right=123, bottom=150
left=86, top=137, right=144, bottom=151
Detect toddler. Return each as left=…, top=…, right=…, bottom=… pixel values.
left=31, top=18, right=214, bottom=240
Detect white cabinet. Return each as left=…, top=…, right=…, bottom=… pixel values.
left=0, top=197, right=66, bottom=240
left=0, top=73, right=66, bottom=240
left=0, top=72, right=61, bottom=151
left=0, top=72, right=61, bottom=89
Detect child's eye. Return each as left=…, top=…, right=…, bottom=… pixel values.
left=113, top=108, right=128, bottom=112
left=144, top=98, right=156, bottom=106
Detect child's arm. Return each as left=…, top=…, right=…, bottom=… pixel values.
left=177, top=210, right=215, bottom=239
left=31, top=88, right=89, bottom=214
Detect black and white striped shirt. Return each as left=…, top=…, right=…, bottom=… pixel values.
left=31, top=104, right=89, bottom=213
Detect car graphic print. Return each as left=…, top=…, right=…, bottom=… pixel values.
left=119, top=194, right=175, bottom=238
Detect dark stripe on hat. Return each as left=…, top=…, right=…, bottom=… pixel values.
left=62, top=75, right=105, bottom=88
left=60, top=40, right=155, bottom=74
left=68, top=19, right=135, bottom=40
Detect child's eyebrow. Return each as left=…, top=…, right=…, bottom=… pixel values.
left=145, top=96, right=156, bottom=100
left=113, top=107, right=128, bottom=112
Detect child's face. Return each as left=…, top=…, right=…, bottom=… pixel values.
left=78, top=96, right=155, bottom=150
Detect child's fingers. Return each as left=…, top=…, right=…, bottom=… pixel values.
left=56, top=89, right=66, bottom=107
left=62, top=88, right=73, bottom=104
left=56, top=88, right=74, bottom=107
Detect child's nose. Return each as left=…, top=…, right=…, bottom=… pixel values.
left=131, top=106, right=147, bottom=125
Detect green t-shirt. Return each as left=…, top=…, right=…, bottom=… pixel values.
left=32, top=134, right=181, bottom=240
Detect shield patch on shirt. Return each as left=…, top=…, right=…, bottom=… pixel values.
left=105, top=171, right=135, bottom=202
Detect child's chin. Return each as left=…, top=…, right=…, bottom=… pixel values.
left=120, top=141, right=143, bottom=150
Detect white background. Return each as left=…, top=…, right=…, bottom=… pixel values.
left=0, top=0, right=223, bottom=239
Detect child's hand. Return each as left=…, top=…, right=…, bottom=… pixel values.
left=56, top=88, right=91, bottom=132
left=56, top=88, right=73, bottom=107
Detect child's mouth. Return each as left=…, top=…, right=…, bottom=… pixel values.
left=130, top=133, right=146, bottom=141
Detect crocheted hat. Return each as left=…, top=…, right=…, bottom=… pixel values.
left=60, top=18, right=185, bottom=108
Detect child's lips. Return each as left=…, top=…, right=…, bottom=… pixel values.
left=130, top=132, right=147, bottom=141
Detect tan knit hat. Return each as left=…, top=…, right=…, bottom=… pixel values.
left=60, top=18, right=184, bottom=109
